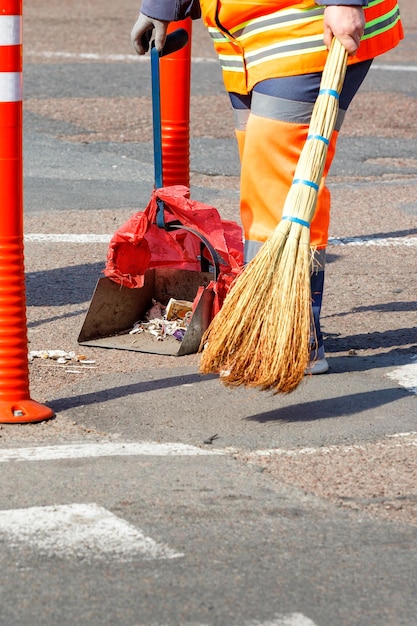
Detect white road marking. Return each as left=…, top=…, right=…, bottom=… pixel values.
left=24, top=233, right=111, bottom=243
left=387, top=431, right=417, bottom=438
left=386, top=356, right=417, bottom=394
left=24, top=233, right=417, bottom=247
left=0, top=503, right=183, bottom=561
left=249, top=433, right=417, bottom=458
left=27, top=51, right=144, bottom=62
left=0, top=441, right=223, bottom=463
left=329, top=236, right=417, bottom=247
left=246, top=614, right=318, bottom=626
left=372, top=63, right=417, bottom=72
left=26, top=50, right=217, bottom=64
left=85, top=614, right=318, bottom=626
left=25, top=50, right=417, bottom=73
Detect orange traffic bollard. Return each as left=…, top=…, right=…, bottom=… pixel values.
left=159, top=18, right=192, bottom=187
left=0, top=0, right=54, bottom=423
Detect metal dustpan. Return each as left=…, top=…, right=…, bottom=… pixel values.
left=78, top=30, right=242, bottom=356
left=77, top=268, right=215, bottom=357
left=77, top=190, right=235, bottom=355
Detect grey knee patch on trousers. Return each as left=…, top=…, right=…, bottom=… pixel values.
left=244, top=239, right=264, bottom=264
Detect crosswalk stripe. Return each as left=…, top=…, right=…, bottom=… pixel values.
left=0, top=503, right=183, bottom=561
left=386, top=356, right=417, bottom=394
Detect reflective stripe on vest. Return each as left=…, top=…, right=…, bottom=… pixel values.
left=362, top=2, right=401, bottom=41
left=203, top=0, right=403, bottom=94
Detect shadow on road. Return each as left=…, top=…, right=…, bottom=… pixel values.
left=26, top=262, right=105, bottom=306
left=244, top=385, right=409, bottom=424
left=325, top=327, right=417, bottom=353
left=49, top=372, right=217, bottom=413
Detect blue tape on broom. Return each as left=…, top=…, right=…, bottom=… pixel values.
left=319, top=88, right=340, bottom=99
left=307, top=133, right=330, bottom=145
left=282, top=215, right=310, bottom=228
left=292, top=178, right=320, bottom=191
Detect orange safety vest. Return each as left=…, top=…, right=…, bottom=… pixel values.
left=199, top=0, right=403, bottom=94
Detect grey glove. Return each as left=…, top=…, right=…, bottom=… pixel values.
left=130, top=12, right=169, bottom=54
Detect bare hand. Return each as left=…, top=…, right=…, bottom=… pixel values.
left=323, top=5, right=365, bottom=56
left=130, top=12, right=169, bottom=55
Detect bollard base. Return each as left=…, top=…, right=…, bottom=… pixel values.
left=0, top=399, right=55, bottom=424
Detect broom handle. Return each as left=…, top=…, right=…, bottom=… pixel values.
left=282, top=38, right=348, bottom=227
left=308, top=37, right=348, bottom=148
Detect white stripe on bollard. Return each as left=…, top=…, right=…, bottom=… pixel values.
left=0, top=15, right=21, bottom=46
left=0, top=71, right=22, bottom=102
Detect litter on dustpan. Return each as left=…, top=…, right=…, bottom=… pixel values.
left=129, top=298, right=193, bottom=342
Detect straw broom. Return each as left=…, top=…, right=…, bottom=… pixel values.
left=199, top=38, right=348, bottom=394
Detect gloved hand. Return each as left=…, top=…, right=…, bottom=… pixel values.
left=131, top=12, right=169, bottom=55
left=323, top=5, right=365, bottom=55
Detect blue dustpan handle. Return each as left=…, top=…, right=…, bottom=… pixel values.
left=150, top=44, right=163, bottom=191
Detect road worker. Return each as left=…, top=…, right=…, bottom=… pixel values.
left=131, top=0, right=403, bottom=373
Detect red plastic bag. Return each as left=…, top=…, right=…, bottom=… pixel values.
left=104, top=185, right=244, bottom=303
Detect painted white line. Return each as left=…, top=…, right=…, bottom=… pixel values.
left=386, top=356, right=417, bottom=394
left=23, top=233, right=417, bottom=247
left=24, top=233, right=111, bottom=243
left=27, top=51, right=143, bottom=62
left=329, top=236, right=417, bottom=247
left=246, top=614, right=318, bottom=626
left=26, top=50, right=217, bottom=64
left=387, top=431, right=417, bottom=438
left=250, top=433, right=417, bottom=458
left=24, top=51, right=417, bottom=72
left=0, top=503, right=183, bottom=561
left=0, top=441, right=224, bottom=463
left=372, top=63, right=417, bottom=72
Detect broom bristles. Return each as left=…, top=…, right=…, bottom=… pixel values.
left=199, top=39, right=348, bottom=394
left=200, top=222, right=312, bottom=393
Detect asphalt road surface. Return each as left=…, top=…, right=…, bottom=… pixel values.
left=0, top=2, right=416, bottom=625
